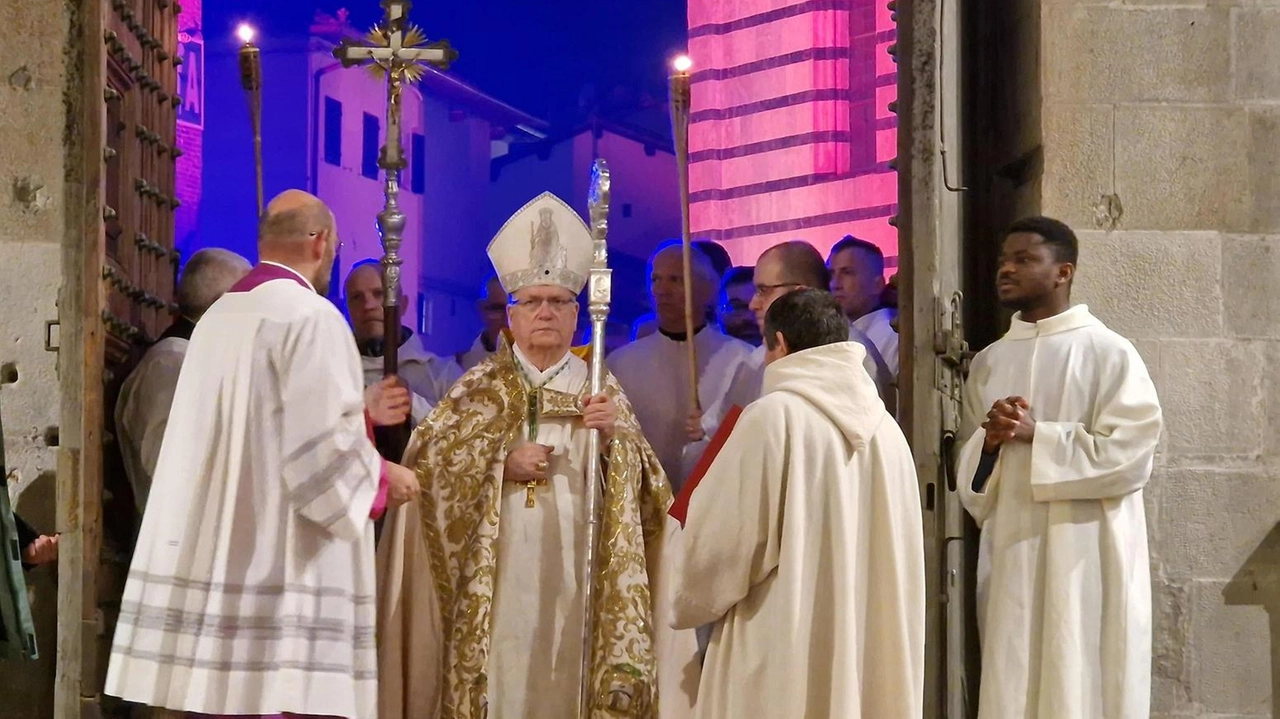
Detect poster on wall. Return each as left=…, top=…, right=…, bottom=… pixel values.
left=177, top=28, right=204, bottom=128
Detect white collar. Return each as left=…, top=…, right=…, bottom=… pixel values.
left=512, top=342, right=572, bottom=386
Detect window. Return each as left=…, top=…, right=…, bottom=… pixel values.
left=362, top=112, right=381, bottom=179
left=323, top=97, right=342, bottom=166
left=410, top=132, right=426, bottom=194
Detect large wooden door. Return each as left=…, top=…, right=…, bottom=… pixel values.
left=59, top=0, right=180, bottom=715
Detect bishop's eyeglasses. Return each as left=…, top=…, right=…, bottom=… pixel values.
left=509, top=296, right=577, bottom=313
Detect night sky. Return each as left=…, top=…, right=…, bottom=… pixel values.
left=206, top=0, right=690, bottom=126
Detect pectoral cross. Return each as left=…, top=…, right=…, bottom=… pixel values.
left=333, top=0, right=457, bottom=382
left=522, top=388, right=546, bottom=508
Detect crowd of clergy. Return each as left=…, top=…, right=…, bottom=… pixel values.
left=81, top=185, right=1161, bottom=719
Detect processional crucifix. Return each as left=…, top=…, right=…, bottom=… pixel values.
left=333, top=0, right=457, bottom=458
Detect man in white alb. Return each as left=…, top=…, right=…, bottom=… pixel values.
left=456, top=274, right=509, bottom=370
left=670, top=288, right=923, bottom=718
left=957, top=216, right=1162, bottom=718
left=828, top=235, right=898, bottom=375
left=344, top=260, right=463, bottom=421
left=115, top=247, right=250, bottom=513
left=608, top=241, right=755, bottom=489
left=104, top=190, right=420, bottom=719
left=723, top=240, right=893, bottom=413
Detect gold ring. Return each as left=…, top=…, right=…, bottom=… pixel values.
left=536, top=460, right=549, bottom=472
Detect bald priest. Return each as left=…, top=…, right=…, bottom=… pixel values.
left=376, top=192, right=700, bottom=719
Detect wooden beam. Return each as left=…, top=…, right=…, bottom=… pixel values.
left=56, top=0, right=107, bottom=716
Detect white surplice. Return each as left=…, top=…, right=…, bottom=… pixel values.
left=456, top=332, right=496, bottom=371
left=671, top=341, right=924, bottom=719
left=105, top=264, right=383, bottom=718
left=956, top=304, right=1162, bottom=719
left=852, top=306, right=899, bottom=376
left=359, top=331, right=463, bottom=422
left=115, top=335, right=187, bottom=513
left=607, top=326, right=755, bottom=489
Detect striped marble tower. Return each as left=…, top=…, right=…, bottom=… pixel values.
left=686, top=0, right=898, bottom=273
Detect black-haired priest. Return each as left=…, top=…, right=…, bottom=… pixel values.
left=376, top=192, right=700, bottom=719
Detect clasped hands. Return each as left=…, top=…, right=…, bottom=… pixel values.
left=982, top=396, right=1036, bottom=453
left=503, top=393, right=618, bottom=485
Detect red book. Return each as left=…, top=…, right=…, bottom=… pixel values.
left=669, top=405, right=745, bottom=527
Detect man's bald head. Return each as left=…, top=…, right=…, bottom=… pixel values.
left=748, top=241, right=831, bottom=333
left=758, top=241, right=829, bottom=289
left=259, top=190, right=334, bottom=247
left=176, top=248, right=252, bottom=321
left=258, top=189, right=340, bottom=295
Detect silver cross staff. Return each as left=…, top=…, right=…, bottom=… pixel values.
left=333, top=0, right=457, bottom=377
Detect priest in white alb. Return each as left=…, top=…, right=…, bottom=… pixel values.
left=723, top=241, right=893, bottom=413
left=956, top=216, right=1162, bottom=718
left=376, top=192, right=699, bottom=719
left=669, top=288, right=924, bottom=718
left=608, top=241, right=755, bottom=489
left=116, top=247, right=250, bottom=513
left=345, top=259, right=464, bottom=421
left=104, top=190, right=421, bottom=719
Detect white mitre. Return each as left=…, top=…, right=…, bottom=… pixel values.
left=488, top=191, right=593, bottom=295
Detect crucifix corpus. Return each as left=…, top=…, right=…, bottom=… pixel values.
left=334, top=0, right=457, bottom=378
left=333, top=0, right=457, bottom=459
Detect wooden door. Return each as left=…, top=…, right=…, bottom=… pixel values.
left=59, top=0, right=180, bottom=716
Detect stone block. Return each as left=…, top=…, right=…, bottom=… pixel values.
left=1151, top=580, right=1192, bottom=714
left=1072, top=231, right=1222, bottom=339
left=1159, top=340, right=1265, bottom=456
left=0, top=0, right=69, bottom=247
left=1223, top=236, right=1280, bottom=339
left=1115, top=106, right=1250, bottom=231
left=1266, top=342, right=1280, bottom=464
left=1159, top=469, right=1280, bottom=581
left=1248, top=109, right=1280, bottom=234
left=1041, top=104, right=1115, bottom=230
left=1043, top=6, right=1231, bottom=104
left=1235, top=8, right=1280, bottom=101
left=0, top=242, right=61, bottom=500
left=1190, top=580, right=1272, bottom=715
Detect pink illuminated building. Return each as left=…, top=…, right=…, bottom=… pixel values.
left=174, top=0, right=203, bottom=248
left=685, top=0, right=898, bottom=273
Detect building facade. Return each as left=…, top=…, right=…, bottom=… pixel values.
left=198, top=11, right=545, bottom=350
left=685, top=0, right=898, bottom=271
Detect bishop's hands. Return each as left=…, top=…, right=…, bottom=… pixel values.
left=365, top=376, right=411, bottom=427
left=384, top=462, right=420, bottom=507
left=505, top=442, right=554, bottom=485
left=982, top=396, right=1036, bottom=453
left=582, top=393, right=618, bottom=440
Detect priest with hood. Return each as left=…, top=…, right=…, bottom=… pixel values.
left=607, top=241, right=755, bottom=489
left=957, top=216, right=1162, bottom=718
left=669, top=288, right=923, bottom=718
left=376, top=192, right=699, bottom=719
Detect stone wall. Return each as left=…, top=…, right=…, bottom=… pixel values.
left=1041, top=1, right=1280, bottom=716
left=0, top=1, right=72, bottom=717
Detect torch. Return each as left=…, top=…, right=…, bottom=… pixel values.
left=237, top=23, right=264, bottom=217
left=668, top=55, right=701, bottom=415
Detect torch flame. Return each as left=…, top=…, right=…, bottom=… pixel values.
left=672, top=55, right=693, bottom=73
left=236, top=23, right=256, bottom=45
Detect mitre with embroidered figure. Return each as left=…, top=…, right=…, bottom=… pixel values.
left=488, top=192, right=593, bottom=295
